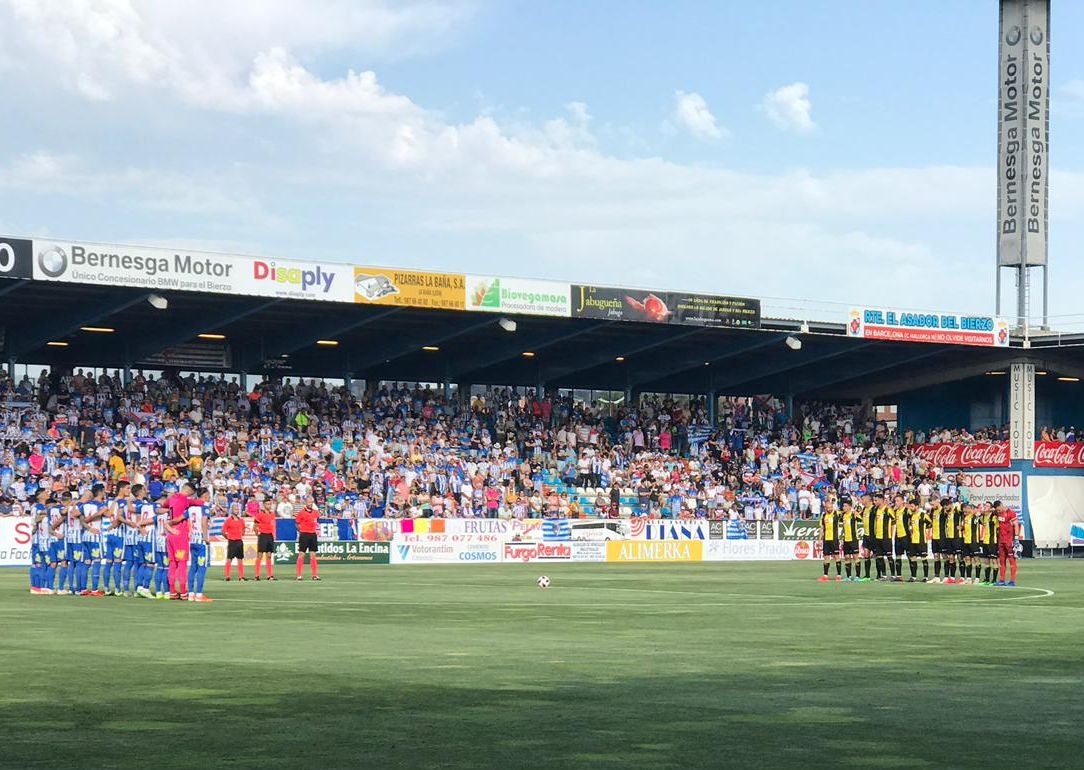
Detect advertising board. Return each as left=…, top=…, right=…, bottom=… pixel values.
left=847, top=308, right=1010, bottom=347
left=957, top=471, right=1023, bottom=510
left=0, top=516, right=31, bottom=567
left=353, top=267, right=465, bottom=310
left=571, top=285, right=760, bottom=329
left=466, top=276, right=570, bottom=317
left=703, top=539, right=808, bottom=561
left=274, top=540, right=391, bottom=564
left=390, top=537, right=502, bottom=564
left=604, top=540, right=703, bottom=563
left=31, top=238, right=355, bottom=303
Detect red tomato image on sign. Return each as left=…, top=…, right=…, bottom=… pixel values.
left=625, top=293, right=672, bottom=323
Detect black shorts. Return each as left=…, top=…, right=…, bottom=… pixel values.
left=894, top=537, right=908, bottom=557
left=227, top=539, right=245, bottom=560
left=933, top=538, right=950, bottom=555
left=843, top=541, right=859, bottom=556
left=908, top=541, right=929, bottom=558
left=298, top=533, right=318, bottom=553
left=861, top=537, right=874, bottom=553
left=982, top=543, right=997, bottom=558
left=257, top=533, right=275, bottom=553
left=952, top=538, right=964, bottom=555
left=965, top=542, right=982, bottom=557
left=876, top=538, right=892, bottom=556
left=822, top=540, right=839, bottom=557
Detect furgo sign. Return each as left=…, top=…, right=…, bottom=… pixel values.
left=605, top=541, right=703, bottom=563
left=502, top=542, right=573, bottom=563
left=777, top=520, right=820, bottom=541
left=274, top=540, right=390, bottom=564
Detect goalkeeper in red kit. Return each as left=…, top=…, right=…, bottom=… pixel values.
left=993, top=500, right=1022, bottom=587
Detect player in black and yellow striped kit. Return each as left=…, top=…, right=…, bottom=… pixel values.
left=891, top=494, right=908, bottom=582
left=839, top=498, right=862, bottom=581
left=903, top=498, right=931, bottom=582
left=870, top=495, right=896, bottom=581
left=980, top=506, right=999, bottom=584
left=859, top=493, right=875, bottom=581
left=818, top=498, right=842, bottom=582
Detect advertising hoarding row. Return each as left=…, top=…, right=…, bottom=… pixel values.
left=914, top=441, right=1084, bottom=469
left=0, top=234, right=761, bottom=329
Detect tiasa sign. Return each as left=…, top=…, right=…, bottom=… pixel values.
left=628, top=520, right=709, bottom=540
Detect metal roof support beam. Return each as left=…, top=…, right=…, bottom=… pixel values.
left=352, top=316, right=496, bottom=372
left=9, top=290, right=153, bottom=357
left=266, top=308, right=403, bottom=358
left=126, top=299, right=283, bottom=364
left=448, top=321, right=612, bottom=379
left=628, top=332, right=787, bottom=389
left=0, top=280, right=24, bottom=298
left=833, top=358, right=1014, bottom=401
left=703, top=341, right=877, bottom=394
left=544, top=328, right=705, bottom=383
left=787, top=346, right=950, bottom=395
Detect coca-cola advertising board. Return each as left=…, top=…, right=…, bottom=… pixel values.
left=1033, top=442, right=1084, bottom=469
left=914, top=443, right=1011, bottom=468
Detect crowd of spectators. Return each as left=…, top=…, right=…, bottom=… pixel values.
left=0, top=366, right=1027, bottom=522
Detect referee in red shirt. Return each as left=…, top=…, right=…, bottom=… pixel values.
left=253, top=501, right=277, bottom=581
left=295, top=497, right=321, bottom=581
left=222, top=510, right=247, bottom=582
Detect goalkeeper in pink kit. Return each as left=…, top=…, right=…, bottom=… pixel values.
left=165, top=484, right=201, bottom=600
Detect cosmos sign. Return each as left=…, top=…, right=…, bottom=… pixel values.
left=571, top=285, right=760, bottom=329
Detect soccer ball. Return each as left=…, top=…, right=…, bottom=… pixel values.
left=537, top=575, right=550, bottom=589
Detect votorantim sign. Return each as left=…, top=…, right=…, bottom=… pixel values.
left=997, top=0, right=1049, bottom=267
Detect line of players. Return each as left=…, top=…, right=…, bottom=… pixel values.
left=818, top=493, right=1022, bottom=586
left=26, top=481, right=217, bottom=601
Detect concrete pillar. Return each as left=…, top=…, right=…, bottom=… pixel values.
left=707, top=389, right=717, bottom=425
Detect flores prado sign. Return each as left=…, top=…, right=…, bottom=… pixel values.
left=32, top=239, right=355, bottom=303
left=913, top=442, right=1011, bottom=468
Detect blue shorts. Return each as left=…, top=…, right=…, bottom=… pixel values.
left=31, top=544, right=46, bottom=566
left=190, top=542, right=208, bottom=569
left=83, top=541, right=102, bottom=562
left=105, top=536, right=125, bottom=562
left=48, top=541, right=65, bottom=564
left=65, top=542, right=85, bottom=563
left=137, top=543, right=155, bottom=565
left=123, top=545, right=139, bottom=563
left=155, top=550, right=168, bottom=569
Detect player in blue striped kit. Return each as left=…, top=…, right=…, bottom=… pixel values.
left=29, top=488, right=54, bottom=594
left=130, top=484, right=158, bottom=599
left=103, top=483, right=128, bottom=596
left=112, top=481, right=139, bottom=596
left=48, top=494, right=70, bottom=594
left=79, top=488, right=107, bottom=595
left=66, top=491, right=88, bottom=595
left=186, top=489, right=214, bottom=602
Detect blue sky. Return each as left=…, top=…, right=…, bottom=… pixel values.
left=2, top=0, right=1084, bottom=326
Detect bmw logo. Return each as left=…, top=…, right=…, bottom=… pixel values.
left=37, top=245, right=68, bottom=278
left=1005, top=25, right=1021, bottom=46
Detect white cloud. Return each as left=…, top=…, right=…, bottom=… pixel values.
left=6, top=3, right=1084, bottom=318
left=671, top=90, right=726, bottom=141
left=762, top=82, right=815, bottom=134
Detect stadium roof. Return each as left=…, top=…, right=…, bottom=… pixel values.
left=6, top=276, right=1084, bottom=399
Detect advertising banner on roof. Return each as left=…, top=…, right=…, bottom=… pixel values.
left=847, top=308, right=1010, bottom=347
left=353, top=266, right=465, bottom=310
left=571, top=285, right=760, bottom=329
left=30, top=238, right=355, bottom=303
left=466, top=275, right=570, bottom=317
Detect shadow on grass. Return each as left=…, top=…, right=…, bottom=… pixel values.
left=1, top=663, right=1080, bottom=770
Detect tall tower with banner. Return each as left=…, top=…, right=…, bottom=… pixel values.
left=996, top=0, right=1050, bottom=331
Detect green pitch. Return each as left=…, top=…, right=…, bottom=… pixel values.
left=3, top=561, right=1084, bottom=769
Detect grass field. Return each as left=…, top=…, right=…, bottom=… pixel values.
left=2, top=561, right=1084, bottom=770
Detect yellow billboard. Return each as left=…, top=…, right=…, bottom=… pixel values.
left=605, top=540, right=703, bottom=563
left=353, top=267, right=465, bottom=310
